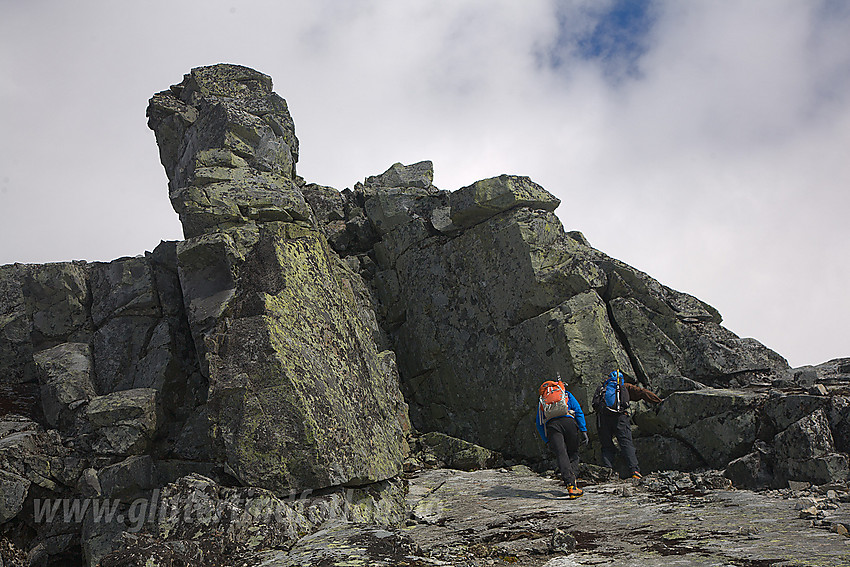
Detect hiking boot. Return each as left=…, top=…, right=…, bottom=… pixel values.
left=566, top=485, right=584, bottom=499
left=631, top=471, right=642, bottom=480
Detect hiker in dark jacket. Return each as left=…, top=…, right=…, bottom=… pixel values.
left=593, top=370, right=662, bottom=479
left=536, top=378, right=589, bottom=499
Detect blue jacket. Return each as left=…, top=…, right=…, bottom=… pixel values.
left=536, top=391, right=587, bottom=443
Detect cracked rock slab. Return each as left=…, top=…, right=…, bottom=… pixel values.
left=402, top=467, right=850, bottom=566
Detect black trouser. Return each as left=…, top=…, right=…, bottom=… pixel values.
left=545, top=416, right=580, bottom=486
left=598, top=410, right=639, bottom=474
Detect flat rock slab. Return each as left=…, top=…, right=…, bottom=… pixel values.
left=403, top=468, right=850, bottom=566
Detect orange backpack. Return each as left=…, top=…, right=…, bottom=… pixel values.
left=539, top=380, right=572, bottom=421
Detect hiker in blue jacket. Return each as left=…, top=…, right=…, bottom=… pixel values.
left=536, top=378, right=589, bottom=499
left=593, top=370, right=662, bottom=479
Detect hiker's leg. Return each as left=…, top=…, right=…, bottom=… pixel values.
left=598, top=413, right=617, bottom=470
left=615, top=414, right=640, bottom=474
left=547, top=420, right=576, bottom=486
left=562, top=419, right=581, bottom=473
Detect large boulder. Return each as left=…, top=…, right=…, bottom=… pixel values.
left=762, top=392, right=828, bottom=437
left=417, top=432, right=503, bottom=471
left=97, top=455, right=154, bottom=501
left=655, top=388, right=764, bottom=468
left=0, top=416, right=70, bottom=520
left=86, top=388, right=161, bottom=456
left=33, top=342, right=97, bottom=429
left=0, top=469, right=30, bottom=524
left=341, top=160, right=791, bottom=463
left=147, top=66, right=411, bottom=493
left=449, top=174, right=560, bottom=230
left=374, top=199, right=625, bottom=458
left=201, top=222, right=409, bottom=492
left=724, top=449, right=774, bottom=489
left=772, top=409, right=848, bottom=485
left=366, top=160, right=435, bottom=190
left=603, top=261, right=788, bottom=388
left=147, top=64, right=310, bottom=238
left=0, top=262, right=92, bottom=387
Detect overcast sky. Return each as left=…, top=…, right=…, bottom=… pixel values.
left=1, top=0, right=848, bottom=369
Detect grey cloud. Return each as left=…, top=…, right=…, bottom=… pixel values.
left=0, top=0, right=847, bottom=367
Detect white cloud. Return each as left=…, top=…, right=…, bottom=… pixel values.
left=0, top=0, right=848, bottom=367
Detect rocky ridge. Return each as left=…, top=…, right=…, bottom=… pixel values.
left=0, top=63, right=848, bottom=565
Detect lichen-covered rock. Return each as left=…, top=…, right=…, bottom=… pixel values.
left=377, top=202, right=623, bottom=458
left=255, top=522, right=422, bottom=567
left=202, top=222, right=409, bottom=492
left=655, top=388, right=764, bottom=468
left=0, top=416, right=68, bottom=496
left=0, top=468, right=30, bottom=524
left=90, top=257, right=160, bottom=327
left=418, top=431, right=504, bottom=471
left=603, top=260, right=787, bottom=388
left=365, top=160, right=434, bottom=190
left=301, top=183, right=346, bottom=224
left=25, top=262, right=92, bottom=350
left=145, top=66, right=412, bottom=494
left=344, top=158, right=793, bottom=465
left=365, top=186, right=440, bottom=238
left=33, top=342, right=96, bottom=429
left=777, top=453, right=849, bottom=486
left=773, top=408, right=835, bottom=461
left=680, top=408, right=760, bottom=468
left=656, top=388, right=763, bottom=430
left=86, top=388, right=161, bottom=456
left=763, top=392, right=828, bottom=436
left=449, top=174, right=560, bottom=230
left=147, top=64, right=310, bottom=238
left=677, top=323, right=790, bottom=384
left=0, top=262, right=92, bottom=387
left=724, top=449, right=774, bottom=489
left=97, top=455, right=154, bottom=501
left=98, top=473, right=408, bottom=567
left=770, top=408, right=849, bottom=485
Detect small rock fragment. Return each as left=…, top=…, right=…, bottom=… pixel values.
left=550, top=528, right=576, bottom=553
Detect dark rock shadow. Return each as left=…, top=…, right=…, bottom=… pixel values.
left=479, top=484, right=568, bottom=499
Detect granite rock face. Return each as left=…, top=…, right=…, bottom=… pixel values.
left=148, top=65, right=410, bottom=493
left=147, top=64, right=308, bottom=239
left=1, top=64, right=849, bottom=566
left=318, top=159, right=793, bottom=465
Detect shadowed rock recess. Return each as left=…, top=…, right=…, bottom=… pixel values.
left=1, top=64, right=849, bottom=566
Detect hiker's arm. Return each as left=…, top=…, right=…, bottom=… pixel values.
left=567, top=393, right=587, bottom=431
left=625, top=383, right=662, bottom=404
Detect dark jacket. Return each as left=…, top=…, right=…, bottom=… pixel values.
left=595, top=379, right=662, bottom=414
